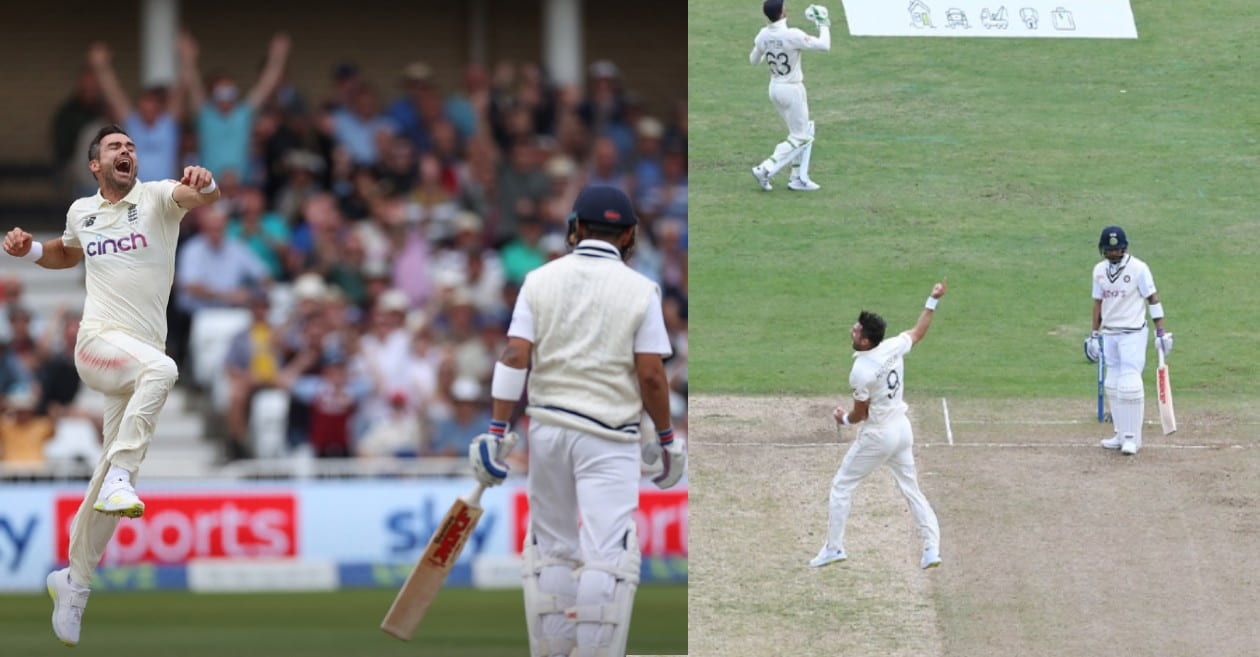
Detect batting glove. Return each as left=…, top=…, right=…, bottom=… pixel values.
left=651, top=427, right=687, bottom=489
left=469, top=423, right=519, bottom=487
left=1155, top=330, right=1174, bottom=355
left=1084, top=331, right=1101, bottom=363
left=805, top=4, right=831, bottom=27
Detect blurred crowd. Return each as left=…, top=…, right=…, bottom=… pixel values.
left=2, top=31, right=687, bottom=470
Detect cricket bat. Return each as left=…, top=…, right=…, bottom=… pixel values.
left=381, top=483, right=486, bottom=640
left=1156, top=349, right=1177, bottom=435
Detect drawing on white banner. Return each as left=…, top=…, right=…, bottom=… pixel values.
left=909, top=0, right=933, bottom=28
left=981, top=6, right=1009, bottom=29
left=946, top=8, right=971, bottom=28
left=1019, top=7, right=1039, bottom=29
left=1052, top=6, right=1076, bottom=30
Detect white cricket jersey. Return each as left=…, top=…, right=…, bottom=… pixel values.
left=1091, top=254, right=1156, bottom=334
left=510, top=240, right=671, bottom=443
left=849, top=332, right=913, bottom=425
left=750, top=18, right=829, bottom=84
left=62, top=180, right=187, bottom=348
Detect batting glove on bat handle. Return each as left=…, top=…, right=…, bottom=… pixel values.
left=469, top=432, right=517, bottom=487
left=1156, top=331, right=1173, bottom=355
left=1084, top=333, right=1101, bottom=363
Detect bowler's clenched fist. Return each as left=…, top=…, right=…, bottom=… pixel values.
left=180, top=166, right=214, bottom=191
left=3, top=227, right=33, bottom=257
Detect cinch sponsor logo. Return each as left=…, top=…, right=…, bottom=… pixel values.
left=56, top=494, right=296, bottom=564
left=86, top=232, right=149, bottom=257
left=512, top=489, right=689, bottom=557
left=427, top=506, right=475, bottom=567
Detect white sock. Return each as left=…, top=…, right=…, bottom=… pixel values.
left=105, top=464, right=132, bottom=484
left=790, top=166, right=801, bottom=180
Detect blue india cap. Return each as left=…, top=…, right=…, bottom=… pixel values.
left=571, top=185, right=637, bottom=228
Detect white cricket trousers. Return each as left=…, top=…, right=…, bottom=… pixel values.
left=826, top=413, right=940, bottom=553
left=1102, top=329, right=1148, bottom=442
left=527, top=423, right=639, bottom=655
left=769, top=81, right=811, bottom=140
left=68, top=329, right=179, bottom=586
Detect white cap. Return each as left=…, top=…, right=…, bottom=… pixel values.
left=451, top=377, right=481, bottom=402
left=293, top=273, right=327, bottom=301
left=379, top=289, right=410, bottom=312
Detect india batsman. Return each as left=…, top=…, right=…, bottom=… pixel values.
left=749, top=0, right=831, bottom=192
left=810, top=279, right=946, bottom=570
left=1084, top=226, right=1173, bottom=455
left=467, top=186, right=685, bottom=657
left=3, top=124, right=221, bottom=646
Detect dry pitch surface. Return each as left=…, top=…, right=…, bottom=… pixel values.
left=689, top=395, right=1260, bottom=657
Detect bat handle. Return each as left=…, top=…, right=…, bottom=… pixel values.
left=464, top=482, right=488, bottom=508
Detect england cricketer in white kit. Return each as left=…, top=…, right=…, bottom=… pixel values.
left=750, top=0, right=831, bottom=192
left=3, top=124, right=220, bottom=646
left=809, top=279, right=946, bottom=570
left=468, top=185, right=684, bottom=657
left=1084, top=225, right=1172, bottom=455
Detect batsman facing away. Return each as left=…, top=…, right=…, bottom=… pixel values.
left=383, top=186, right=685, bottom=657
left=1084, top=226, right=1174, bottom=455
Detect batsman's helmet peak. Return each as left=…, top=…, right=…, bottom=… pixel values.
left=764, top=0, right=785, bottom=21
left=570, top=185, right=637, bottom=228
left=1098, top=225, right=1128, bottom=251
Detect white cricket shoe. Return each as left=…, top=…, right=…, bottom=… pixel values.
left=808, top=545, right=847, bottom=568
left=47, top=568, right=90, bottom=646
left=1121, top=436, right=1141, bottom=455
left=920, top=545, right=942, bottom=570
left=788, top=178, right=821, bottom=191
left=1100, top=434, right=1123, bottom=450
left=94, top=476, right=145, bottom=518
left=751, top=166, right=773, bottom=191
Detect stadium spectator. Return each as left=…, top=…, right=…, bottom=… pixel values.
left=500, top=217, right=547, bottom=285
left=428, top=377, right=490, bottom=456
left=223, top=290, right=282, bottom=459
left=293, top=350, right=368, bottom=458
left=0, top=385, right=55, bottom=470
left=51, top=63, right=106, bottom=196
left=176, top=205, right=271, bottom=315
left=357, top=389, right=423, bottom=458
left=585, top=136, right=628, bottom=192
left=228, top=186, right=290, bottom=280
left=333, top=85, right=395, bottom=167
left=180, top=30, right=291, bottom=182
left=88, top=42, right=185, bottom=184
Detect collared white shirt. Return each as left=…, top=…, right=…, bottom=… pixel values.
left=62, top=180, right=186, bottom=347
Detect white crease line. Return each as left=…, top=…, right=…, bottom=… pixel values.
left=942, top=397, right=954, bottom=445
left=693, top=441, right=1250, bottom=450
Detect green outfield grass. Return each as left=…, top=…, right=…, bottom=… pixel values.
left=689, top=0, right=1260, bottom=402
left=0, top=585, right=685, bottom=656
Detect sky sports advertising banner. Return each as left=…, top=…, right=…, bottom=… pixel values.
left=841, top=1, right=1138, bottom=38
left=0, top=479, right=687, bottom=592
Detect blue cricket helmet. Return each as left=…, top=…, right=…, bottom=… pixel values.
left=1098, top=225, right=1128, bottom=251
left=571, top=185, right=637, bottom=227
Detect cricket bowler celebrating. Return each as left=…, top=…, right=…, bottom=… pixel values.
left=468, top=185, right=685, bottom=657
left=1085, top=226, right=1173, bottom=455
left=810, top=279, right=946, bottom=570
left=750, top=0, right=831, bottom=192
left=3, top=124, right=220, bottom=646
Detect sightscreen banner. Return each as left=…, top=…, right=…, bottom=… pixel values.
left=841, top=2, right=1138, bottom=38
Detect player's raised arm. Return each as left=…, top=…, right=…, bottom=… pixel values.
left=905, top=277, right=947, bottom=345
left=3, top=229, right=83, bottom=270
left=802, top=4, right=832, bottom=50
left=172, top=166, right=221, bottom=209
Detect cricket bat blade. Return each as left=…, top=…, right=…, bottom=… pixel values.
left=1156, top=350, right=1176, bottom=435
left=381, top=483, right=486, bottom=640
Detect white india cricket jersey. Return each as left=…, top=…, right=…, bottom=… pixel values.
left=751, top=19, right=828, bottom=84
left=849, top=332, right=913, bottom=425
left=1092, top=254, right=1156, bottom=334
left=62, top=180, right=187, bottom=348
